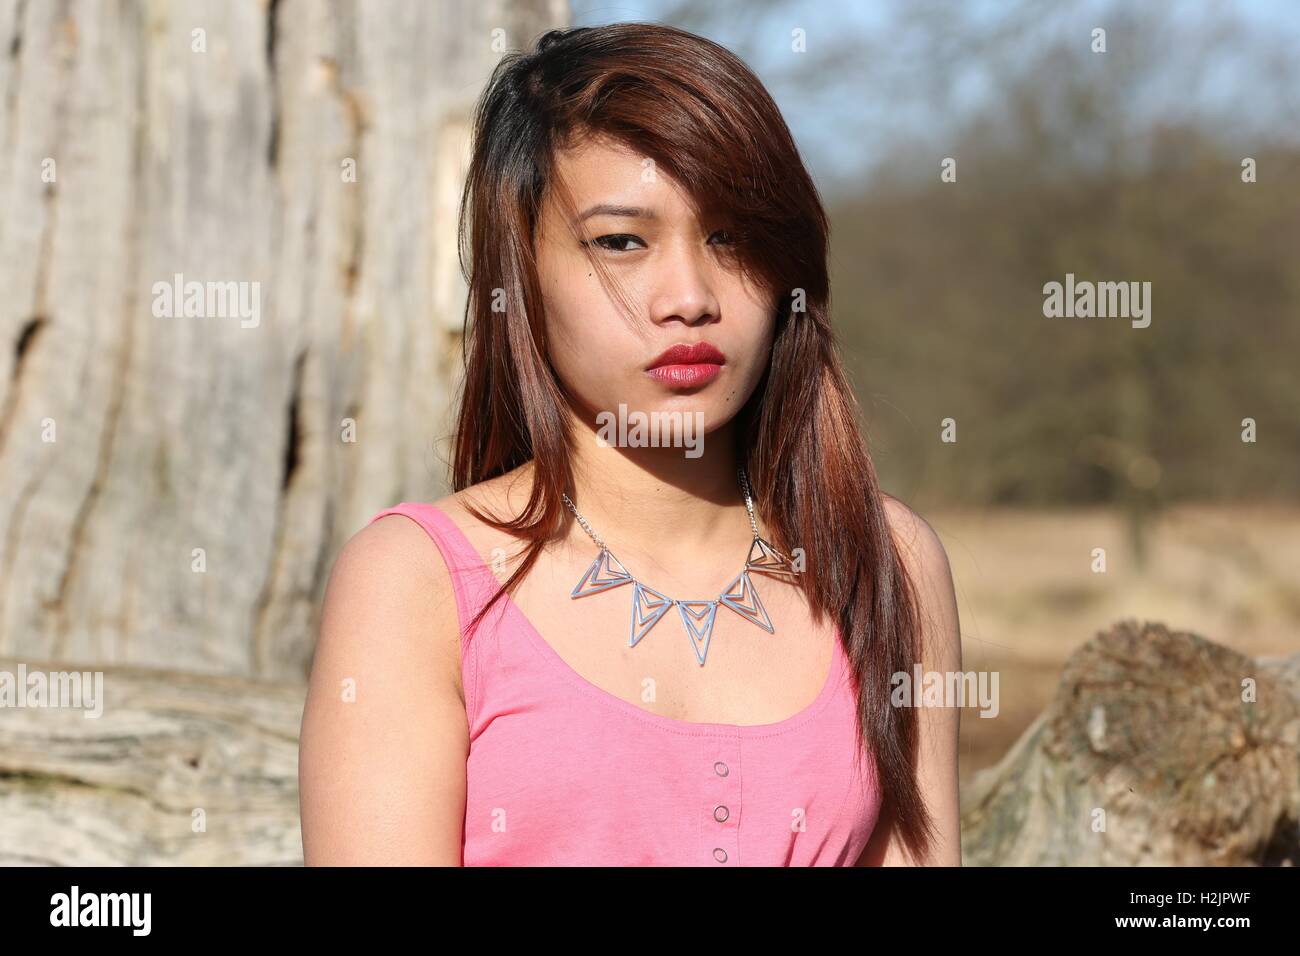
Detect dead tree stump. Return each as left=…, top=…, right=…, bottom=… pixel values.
left=961, top=619, right=1300, bottom=865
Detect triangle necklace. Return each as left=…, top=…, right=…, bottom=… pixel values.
left=562, top=467, right=797, bottom=666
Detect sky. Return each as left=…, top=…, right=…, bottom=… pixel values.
left=570, top=0, right=1300, bottom=196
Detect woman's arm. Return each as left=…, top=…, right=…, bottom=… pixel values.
left=855, top=496, right=963, bottom=866
left=299, top=515, right=468, bottom=865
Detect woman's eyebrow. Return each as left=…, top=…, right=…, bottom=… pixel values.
left=578, top=203, right=658, bottom=221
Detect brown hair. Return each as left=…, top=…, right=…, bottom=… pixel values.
left=451, top=22, right=932, bottom=860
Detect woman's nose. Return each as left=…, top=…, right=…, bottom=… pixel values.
left=649, top=244, right=720, bottom=326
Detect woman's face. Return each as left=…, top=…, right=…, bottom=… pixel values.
left=534, top=136, right=776, bottom=448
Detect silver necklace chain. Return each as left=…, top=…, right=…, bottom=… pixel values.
left=561, top=467, right=760, bottom=587
left=560, top=467, right=792, bottom=666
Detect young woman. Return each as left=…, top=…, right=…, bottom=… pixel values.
left=299, top=23, right=961, bottom=866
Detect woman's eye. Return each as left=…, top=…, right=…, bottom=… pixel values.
left=709, top=229, right=734, bottom=245
left=589, top=234, right=645, bottom=252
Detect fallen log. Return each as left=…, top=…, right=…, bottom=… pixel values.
left=960, top=619, right=1300, bottom=865
left=0, top=655, right=303, bottom=865
left=3, top=619, right=1296, bottom=865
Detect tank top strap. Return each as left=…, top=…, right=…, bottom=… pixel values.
left=366, top=501, right=506, bottom=649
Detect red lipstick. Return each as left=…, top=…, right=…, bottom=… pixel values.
left=645, top=341, right=726, bottom=389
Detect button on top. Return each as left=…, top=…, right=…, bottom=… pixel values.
left=713, top=847, right=728, bottom=863
left=713, top=761, right=729, bottom=777
left=714, top=804, right=729, bottom=822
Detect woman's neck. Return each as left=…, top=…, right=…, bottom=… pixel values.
left=560, top=409, right=755, bottom=568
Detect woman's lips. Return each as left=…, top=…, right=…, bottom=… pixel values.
left=645, top=341, right=726, bottom=389
left=646, top=363, right=723, bottom=388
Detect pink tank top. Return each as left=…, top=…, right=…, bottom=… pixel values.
left=368, top=501, right=882, bottom=866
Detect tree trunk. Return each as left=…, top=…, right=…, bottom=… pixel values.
left=0, top=0, right=567, bottom=681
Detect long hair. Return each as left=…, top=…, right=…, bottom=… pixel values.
left=450, top=22, right=933, bottom=860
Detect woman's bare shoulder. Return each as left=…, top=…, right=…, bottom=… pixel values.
left=423, top=462, right=537, bottom=548
left=331, top=463, right=533, bottom=599
left=322, top=510, right=461, bottom=682
left=313, top=476, right=526, bottom=709
left=879, top=491, right=951, bottom=575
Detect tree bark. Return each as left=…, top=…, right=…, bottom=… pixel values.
left=0, top=0, right=567, bottom=680
left=0, top=653, right=304, bottom=865
left=961, top=619, right=1300, bottom=865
